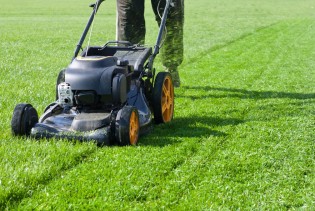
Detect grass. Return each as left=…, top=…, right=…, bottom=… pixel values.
left=0, top=0, right=315, bottom=209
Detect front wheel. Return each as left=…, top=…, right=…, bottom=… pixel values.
left=11, top=103, right=38, bottom=136
left=115, top=106, right=140, bottom=146
left=153, top=72, right=174, bottom=124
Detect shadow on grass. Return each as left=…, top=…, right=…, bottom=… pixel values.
left=179, top=86, right=315, bottom=100
left=140, top=116, right=245, bottom=147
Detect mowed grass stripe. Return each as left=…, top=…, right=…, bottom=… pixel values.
left=170, top=19, right=315, bottom=209
left=0, top=140, right=97, bottom=209
left=176, top=19, right=314, bottom=128
left=181, top=19, right=314, bottom=88
left=111, top=19, right=315, bottom=209
left=12, top=144, right=203, bottom=209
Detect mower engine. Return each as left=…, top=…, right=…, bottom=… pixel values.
left=61, top=56, right=130, bottom=109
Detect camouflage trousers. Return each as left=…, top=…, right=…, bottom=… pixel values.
left=116, top=0, right=184, bottom=69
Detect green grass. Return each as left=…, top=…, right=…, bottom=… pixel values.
left=1, top=0, right=315, bottom=209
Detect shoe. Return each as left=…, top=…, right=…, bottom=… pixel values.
left=167, top=69, right=181, bottom=88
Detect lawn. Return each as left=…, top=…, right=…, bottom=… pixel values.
left=0, top=0, right=314, bottom=209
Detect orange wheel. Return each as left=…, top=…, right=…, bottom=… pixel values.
left=153, top=72, right=174, bottom=124
left=115, top=106, right=140, bottom=145
left=129, top=110, right=139, bottom=145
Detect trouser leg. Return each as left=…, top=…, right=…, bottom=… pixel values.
left=151, top=0, right=184, bottom=69
left=116, top=0, right=145, bottom=44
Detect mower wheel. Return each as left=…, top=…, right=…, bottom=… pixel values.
left=152, top=72, right=174, bottom=124
left=115, top=106, right=140, bottom=146
left=55, top=69, right=66, bottom=100
left=11, top=103, right=38, bottom=136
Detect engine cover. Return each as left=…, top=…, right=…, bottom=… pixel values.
left=65, top=56, right=129, bottom=105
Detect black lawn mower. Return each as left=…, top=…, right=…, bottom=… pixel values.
left=11, top=0, right=175, bottom=146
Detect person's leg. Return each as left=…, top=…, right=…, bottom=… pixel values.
left=151, top=0, right=184, bottom=87
left=116, top=0, right=146, bottom=44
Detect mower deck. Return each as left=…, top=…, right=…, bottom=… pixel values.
left=30, top=82, right=152, bottom=146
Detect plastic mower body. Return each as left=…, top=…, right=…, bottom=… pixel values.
left=11, top=0, right=175, bottom=146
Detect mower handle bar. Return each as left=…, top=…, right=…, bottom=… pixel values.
left=101, top=41, right=133, bottom=49
left=73, top=0, right=105, bottom=61
left=72, top=0, right=173, bottom=74
left=146, top=0, right=174, bottom=71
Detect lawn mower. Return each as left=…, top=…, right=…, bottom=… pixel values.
left=11, top=0, right=175, bottom=146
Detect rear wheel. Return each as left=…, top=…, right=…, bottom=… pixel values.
left=153, top=72, right=174, bottom=124
left=11, top=103, right=38, bottom=136
left=115, top=106, right=140, bottom=145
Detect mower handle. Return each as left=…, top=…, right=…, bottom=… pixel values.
left=146, top=0, right=174, bottom=72
left=101, top=41, right=133, bottom=48
left=73, top=0, right=105, bottom=61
